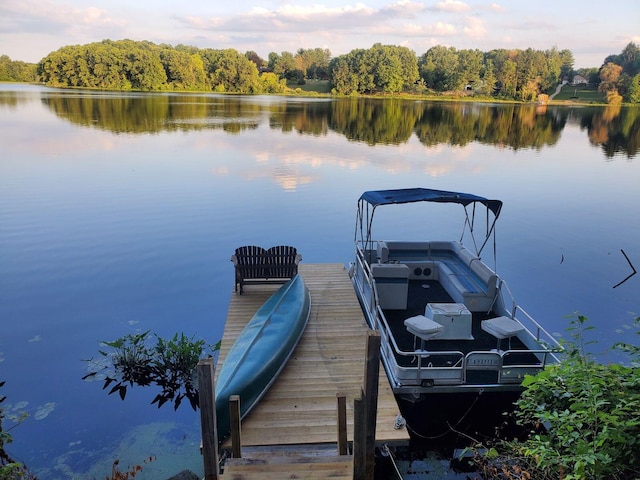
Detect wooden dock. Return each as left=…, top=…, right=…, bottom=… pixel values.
left=215, top=263, right=409, bottom=478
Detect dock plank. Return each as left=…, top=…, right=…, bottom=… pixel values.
left=216, top=263, right=409, bottom=448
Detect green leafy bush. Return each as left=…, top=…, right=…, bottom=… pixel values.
left=473, top=314, right=640, bottom=480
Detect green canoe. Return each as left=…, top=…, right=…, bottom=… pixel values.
left=215, top=274, right=311, bottom=445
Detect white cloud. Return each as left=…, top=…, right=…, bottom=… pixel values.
left=463, top=16, right=486, bottom=38
left=177, top=1, right=430, bottom=35
left=403, top=21, right=457, bottom=37
left=0, top=0, right=126, bottom=34
left=381, top=0, right=426, bottom=18
left=432, top=0, right=470, bottom=13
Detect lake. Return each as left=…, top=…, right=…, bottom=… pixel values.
left=1, top=83, right=638, bottom=479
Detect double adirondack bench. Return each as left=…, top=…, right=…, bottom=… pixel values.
left=231, top=245, right=302, bottom=294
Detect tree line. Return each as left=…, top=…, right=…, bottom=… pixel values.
left=36, top=40, right=287, bottom=93
left=597, top=42, right=640, bottom=103
left=0, top=55, right=37, bottom=82
left=2, top=40, right=639, bottom=103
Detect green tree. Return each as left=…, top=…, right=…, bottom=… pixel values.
left=514, top=48, right=549, bottom=99
left=296, top=48, right=331, bottom=80
left=480, top=58, right=497, bottom=94
left=201, top=48, right=260, bottom=93
left=628, top=73, right=640, bottom=103
left=0, top=55, right=37, bottom=82
left=268, top=51, right=297, bottom=80
left=457, top=49, right=483, bottom=91
left=559, top=48, right=575, bottom=80
left=160, top=48, right=206, bottom=90
left=123, top=43, right=167, bottom=90
left=419, top=45, right=460, bottom=91
left=259, top=72, right=287, bottom=93
left=497, top=58, right=517, bottom=97
left=368, top=43, right=418, bottom=94
left=328, top=48, right=375, bottom=94
left=544, top=47, right=563, bottom=90
left=619, top=42, right=640, bottom=76
left=328, top=55, right=359, bottom=95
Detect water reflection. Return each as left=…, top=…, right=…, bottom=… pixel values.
left=578, top=106, right=640, bottom=158
left=0, top=86, right=636, bottom=158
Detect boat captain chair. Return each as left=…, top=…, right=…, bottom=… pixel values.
left=404, top=315, right=445, bottom=351
left=481, top=316, right=524, bottom=351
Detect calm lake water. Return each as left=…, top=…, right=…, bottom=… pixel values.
left=1, top=83, right=639, bottom=479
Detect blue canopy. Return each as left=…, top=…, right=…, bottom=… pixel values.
left=359, top=188, right=502, bottom=217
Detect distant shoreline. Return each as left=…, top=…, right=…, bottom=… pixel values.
left=3, top=80, right=612, bottom=107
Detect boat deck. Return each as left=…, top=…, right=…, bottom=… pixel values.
left=216, top=263, right=409, bottom=449
left=384, top=279, right=535, bottom=369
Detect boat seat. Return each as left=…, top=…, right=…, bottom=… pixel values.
left=404, top=315, right=445, bottom=350
left=481, top=316, right=524, bottom=351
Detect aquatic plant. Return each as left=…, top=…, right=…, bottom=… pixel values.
left=469, top=314, right=640, bottom=480
left=0, top=381, right=36, bottom=480
left=83, top=332, right=219, bottom=411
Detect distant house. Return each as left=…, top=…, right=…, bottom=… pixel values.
left=572, top=75, right=589, bottom=85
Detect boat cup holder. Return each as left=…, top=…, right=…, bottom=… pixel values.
left=413, top=267, right=432, bottom=276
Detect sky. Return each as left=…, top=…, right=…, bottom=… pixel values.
left=0, top=0, right=638, bottom=68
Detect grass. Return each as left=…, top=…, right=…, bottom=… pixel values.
left=552, top=83, right=606, bottom=103
left=286, top=79, right=332, bottom=94
left=285, top=79, right=610, bottom=106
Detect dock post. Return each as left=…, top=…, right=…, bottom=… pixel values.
left=337, top=393, right=348, bottom=455
left=229, top=395, right=242, bottom=458
left=354, top=331, right=382, bottom=480
left=353, top=390, right=366, bottom=480
left=197, top=358, right=219, bottom=480
left=363, top=331, right=381, bottom=480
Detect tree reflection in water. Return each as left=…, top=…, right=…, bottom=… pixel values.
left=9, top=91, right=636, bottom=158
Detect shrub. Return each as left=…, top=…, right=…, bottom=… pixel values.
left=473, top=314, right=640, bottom=480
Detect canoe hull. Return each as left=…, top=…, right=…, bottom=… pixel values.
left=215, top=274, right=311, bottom=444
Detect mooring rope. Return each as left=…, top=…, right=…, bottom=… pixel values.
left=381, top=443, right=404, bottom=480
left=404, top=393, right=481, bottom=440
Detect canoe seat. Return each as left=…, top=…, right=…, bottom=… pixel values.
left=231, top=245, right=302, bottom=294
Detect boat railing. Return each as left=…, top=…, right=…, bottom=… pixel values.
left=353, top=242, right=560, bottom=387
left=375, top=303, right=466, bottom=385
left=498, top=279, right=561, bottom=364
left=353, top=243, right=378, bottom=319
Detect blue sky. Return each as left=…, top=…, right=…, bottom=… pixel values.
left=0, top=0, right=638, bottom=68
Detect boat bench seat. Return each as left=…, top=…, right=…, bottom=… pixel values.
left=437, top=260, right=498, bottom=312
left=376, top=241, right=498, bottom=312
left=231, top=245, right=301, bottom=294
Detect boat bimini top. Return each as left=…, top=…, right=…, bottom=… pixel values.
left=355, top=187, right=504, bottom=267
